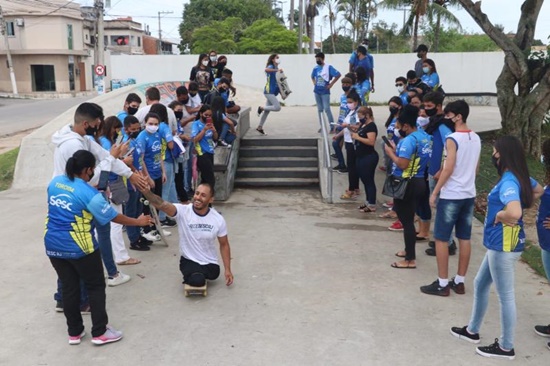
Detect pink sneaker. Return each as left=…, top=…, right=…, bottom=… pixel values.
left=91, top=326, right=123, bottom=345
left=68, top=330, right=85, bottom=345
left=388, top=220, right=404, bottom=231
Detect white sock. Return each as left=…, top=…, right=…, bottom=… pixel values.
left=454, top=275, right=465, bottom=284
left=438, top=278, right=449, bottom=287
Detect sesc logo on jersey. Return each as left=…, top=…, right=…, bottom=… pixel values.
left=49, top=194, right=73, bottom=211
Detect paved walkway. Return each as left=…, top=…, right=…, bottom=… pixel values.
left=1, top=105, right=549, bottom=365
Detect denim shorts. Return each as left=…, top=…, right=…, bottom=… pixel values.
left=434, top=198, right=475, bottom=241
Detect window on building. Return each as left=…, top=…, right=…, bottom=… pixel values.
left=31, top=65, right=56, bottom=92
left=110, top=35, right=129, bottom=46
left=67, top=24, right=73, bottom=50
left=137, top=37, right=141, bottom=47
left=6, top=21, right=15, bottom=36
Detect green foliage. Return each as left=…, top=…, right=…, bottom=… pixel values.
left=191, top=17, right=244, bottom=54
left=237, top=18, right=299, bottom=54
left=421, top=27, right=500, bottom=52
left=369, top=21, right=411, bottom=54
left=321, top=34, right=353, bottom=54
left=179, top=0, right=275, bottom=53
left=0, top=148, right=19, bottom=191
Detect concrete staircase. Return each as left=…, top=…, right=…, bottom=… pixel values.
left=235, top=138, right=319, bottom=187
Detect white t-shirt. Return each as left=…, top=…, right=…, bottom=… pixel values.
left=134, top=103, right=178, bottom=133
left=440, top=130, right=481, bottom=199
left=343, top=109, right=358, bottom=143
left=174, top=203, right=228, bottom=265
left=186, top=94, right=202, bottom=113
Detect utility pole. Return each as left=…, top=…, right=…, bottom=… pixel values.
left=289, top=0, right=294, bottom=30
left=297, top=0, right=303, bottom=54
left=0, top=6, right=18, bottom=95
left=93, top=0, right=105, bottom=94
left=158, top=11, right=173, bottom=54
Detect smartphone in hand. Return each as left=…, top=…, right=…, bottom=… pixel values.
left=382, top=136, right=393, bottom=148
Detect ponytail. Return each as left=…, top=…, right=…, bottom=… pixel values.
left=65, top=150, right=96, bottom=180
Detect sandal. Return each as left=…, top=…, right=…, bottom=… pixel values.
left=340, top=191, right=356, bottom=200
left=395, top=250, right=406, bottom=258
left=391, top=260, right=416, bottom=269
left=358, top=204, right=368, bottom=210
left=117, top=258, right=141, bottom=265
left=360, top=206, right=377, bottom=213
left=416, top=236, right=429, bottom=241
left=256, top=127, right=266, bottom=135
left=378, top=211, right=397, bottom=219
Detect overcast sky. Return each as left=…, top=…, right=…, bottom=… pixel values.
left=75, top=0, right=550, bottom=45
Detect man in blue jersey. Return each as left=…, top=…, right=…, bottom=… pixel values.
left=116, top=93, right=142, bottom=125
left=311, top=52, right=341, bottom=133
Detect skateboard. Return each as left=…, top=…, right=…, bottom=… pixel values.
left=184, top=283, right=207, bottom=297
left=275, top=70, right=292, bottom=100
left=141, top=199, right=169, bottom=246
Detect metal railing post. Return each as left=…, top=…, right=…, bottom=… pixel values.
left=318, top=111, right=333, bottom=203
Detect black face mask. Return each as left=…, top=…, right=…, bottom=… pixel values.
left=218, top=87, right=226, bottom=93
left=342, top=86, right=351, bottom=92
left=88, top=170, right=94, bottom=181
left=189, top=92, right=197, bottom=97
left=316, top=60, right=323, bottom=65
left=359, top=118, right=366, bottom=124
left=491, top=154, right=503, bottom=176
left=128, top=131, right=140, bottom=139
left=128, top=106, right=138, bottom=115
left=425, top=108, right=437, bottom=117
left=174, top=111, right=184, bottom=120
left=85, top=125, right=97, bottom=136
left=400, top=128, right=408, bottom=137
left=389, top=106, right=399, bottom=115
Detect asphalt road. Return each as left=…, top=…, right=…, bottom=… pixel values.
left=0, top=96, right=92, bottom=137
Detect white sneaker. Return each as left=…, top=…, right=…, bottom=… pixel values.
left=107, top=272, right=131, bottom=287
left=91, top=326, right=123, bottom=345
left=162, top=229, right=172, bottom=237
left=142, top=231, right=160, bottom=242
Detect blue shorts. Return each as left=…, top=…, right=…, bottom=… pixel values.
left=434, top=198, right=475, bottom=241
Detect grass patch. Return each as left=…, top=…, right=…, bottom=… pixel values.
left=476, top=131, right=547, bottom=278
left=0, top=148, right=19, bottom=191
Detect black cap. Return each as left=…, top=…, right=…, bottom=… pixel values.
left=414, top=44, right=428, bottom=52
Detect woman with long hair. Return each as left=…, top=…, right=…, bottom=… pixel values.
left=190, top=53, right=215, bottom=102
left=211, top=96, right=236, bottom=147
left=191, top=104, right=218, bottom=188
left=336, top=90, right=361, bottom=199
left=451, top=136, right=543, bottom=360
left=421, top=58, right=440, bottom=90
left=257, top=53, right=282, bottom=135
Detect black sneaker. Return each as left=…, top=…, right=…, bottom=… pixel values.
left=257, top=106, right=262, bottom=116
left=55, top=301, right=63, bottom=313
left=160, top=218, right=177, bottom=228
left=420, top=280, right=450, bottom=296
left=534, top=324, right=550, bottom=337
left=429, top=240, right=435, bottom=248
left=332, top=164, right=344, bottom=171
left=449, top=277, right=465, bottom=294
left=425, top=240, right=457, bottom=256
left=476, top=338, right=515, bottom=360
left=256, top=127, right=266, bottom=135
left=140, top=236, right=153, bottom=246
left=130, top=238, right=151, bottom=251
left=330, top=153, right=338, bottom=160
left=337, top=167, right=348, bottom=174
left=450, top=326, right=480, bottom=344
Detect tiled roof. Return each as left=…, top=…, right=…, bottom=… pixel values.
left=1, top=0, right=82, bottom=19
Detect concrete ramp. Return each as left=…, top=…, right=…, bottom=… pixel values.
left=12, top=81, right=263, bottom=190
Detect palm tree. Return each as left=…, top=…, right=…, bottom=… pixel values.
left=324, top=0, right=339, bottom=53
left=306, top=0, right=324, bottom=53
left=338, top=0, right=378, bottom=48
left=429, top=0, right=461, bottom=51
left=289, top=0, right=295, bottom=30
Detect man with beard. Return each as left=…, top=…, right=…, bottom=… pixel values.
left=139, top=182, right=234, bottom=288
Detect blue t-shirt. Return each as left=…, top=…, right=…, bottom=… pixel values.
left=338, top=93, right=349, bottom=124
left=428, top=123, right=453, bottom=176
left=391, top=129, right=431, bottom=178
left=355, top=80, right=371, bottom=105
left=311, top=64, right=340, bottom=95
left=537, top=185, right=550, bottom=251
left=421, top=72, right=440, bottom=88
left=399, top=91, right=409, bottom=106
left=387, top=117, right=399, bottom=145
left=98, top=136, right=120, bottom=182
left=349, top=51, right=374, bottom=73
left=122, top=134, right=143, bottom=173
left=136, top=129, right=163, bottom=179
left=44, top=175, right=117, bottom=259
left=264, top=64, right=279, bottom=96
left=484, top=172, right=538, bottom=252
left=158, top=122, right=175, bottom=163
left=117, top=111, right=128, bottom=123
left=191, top=119, right=215, bottom=156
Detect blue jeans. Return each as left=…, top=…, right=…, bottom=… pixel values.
left=429, top=174, right=454, bottom=245
left=332, top=134, right=345, bottom=167
left=467, top=250, right=522, bottom=350
left=314, top=93, right=334, bottom=124
left=160, top=161, right=178, bottom=221
left=220, top=123, right=237, bottom=144
left=542, top=248, right=550, bottom=282
left=434, top=198, right=475, bottom=241
left=184, top=146, right=195, bottom=192
left=124, top=188, right=142, bottom=243
left=95, top=220, right=118, bottom=277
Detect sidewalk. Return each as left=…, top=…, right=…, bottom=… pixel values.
left=2, top=106, right=549, bottom=365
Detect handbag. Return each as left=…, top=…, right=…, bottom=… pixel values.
left=382, top=136, right=418, bottom=199
left=109, top=176, right=129, bottom=205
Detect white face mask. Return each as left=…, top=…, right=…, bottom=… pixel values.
left=397, top=85, right=404, bottom=93
left=202, top=60, right=209, bottom=66
left=275, top=58, right=280, bottom=65
left=394, top=129, right=401, bottom=139
left=417, top=116, right=430, bottom=128
left=145, top=125, right=159, bottom=133
left=210, top=56, right=217, bottom=62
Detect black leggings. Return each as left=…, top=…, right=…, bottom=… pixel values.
left=175, top=162, right=189, bottom=202
left=197, top=153, right=215, bottom=189
left=393, top=177, right=426, bottom=261
left=179, top=256, right=220, bottom=286
left=356, top=152, right=379, bottom=205
left=345, top=142, right=359, bottom=191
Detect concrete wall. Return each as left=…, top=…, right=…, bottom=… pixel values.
left=110, top=52, right=505, bottom=106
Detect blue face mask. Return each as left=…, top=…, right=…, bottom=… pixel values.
left=423, top=66, right=430, bottom=74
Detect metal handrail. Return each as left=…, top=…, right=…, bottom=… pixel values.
left=318, top=111, right=333, bottom=204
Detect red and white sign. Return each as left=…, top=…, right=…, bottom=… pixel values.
left=94, top=64, right=105, bottom=76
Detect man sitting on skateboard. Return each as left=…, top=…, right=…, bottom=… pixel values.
left=139, top=182, right=233, bottom=288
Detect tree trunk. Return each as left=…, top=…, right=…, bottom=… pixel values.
left=413, top=12, right=419, bottom=51
left=289, top=0, right=294, bottom=30
left=434, top=13, right=441, bottom=52
left=330, top=15, right=336, bottom=54
left=309, top=13, right=315, bottom=54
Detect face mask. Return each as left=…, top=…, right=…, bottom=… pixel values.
left=174, top=111, right=183, bottom=120
left=359, top=118, right=366, bottom=124
left=394, top=129, right=401, bottom=139
left=342, top=86, right=351, bottom=92
left=397, top=85, right=404, bottom=93
left=275, top=58, right=280, bottom=64
left=316, top=60, right=323, bottom=66
left=189, top=92, right=197, bottom=97
left=218, top=61, right=227, bottom=67
left=128, top=106, right=138, bottom=115
left=417, top=52, right=422, bottom=58
left=400, top=128, right=408, bottom=137
left=423, top=67, right=430, bottom=74
left=389, top=106, right=399, bottom=115
left=128, top=131, right=140, bottom=139
left=218, top=87, right=226, bottom=93
left=202, top=60, right=209, bottom=66
left=85, top=125, right=97, bottom=136
left=491, top=154, right=503, bottom=176
left=347, top=103, right=356, bottom=110
left=417, top=116, right=430, bottom=128
left=425, top=108, right=437, bottom=117
left=145, top=125, right=159, bottom=134
left=210, top=56, right=217, bottom=62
